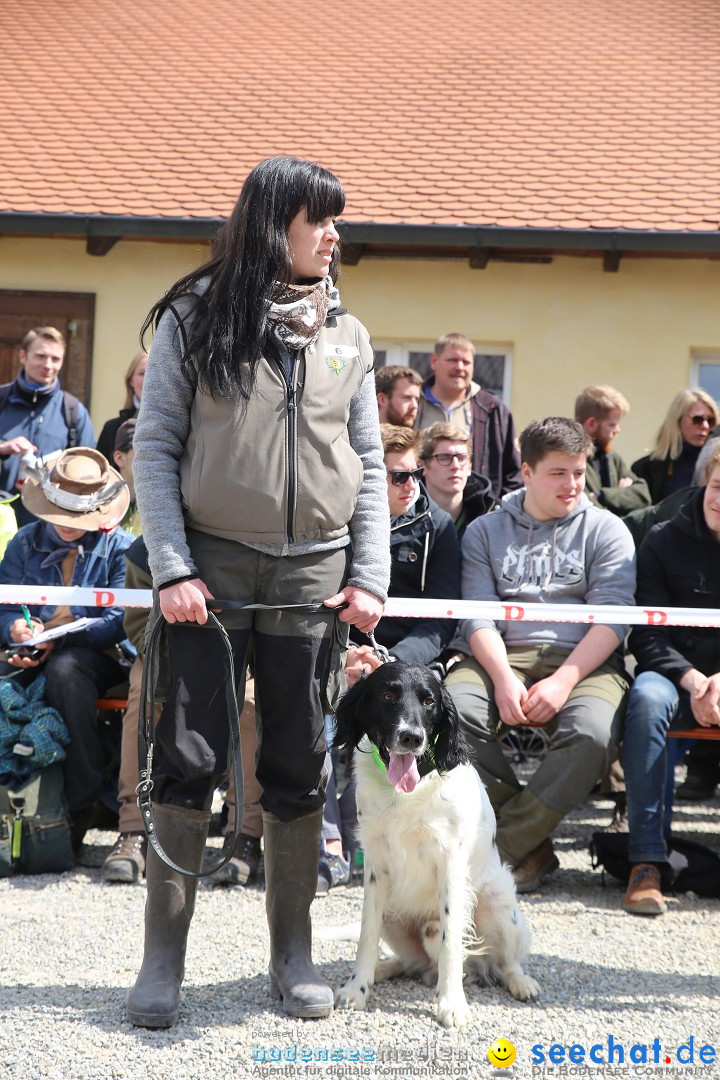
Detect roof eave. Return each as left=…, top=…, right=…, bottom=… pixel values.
left=0, top=212, right=719, bottom=255
left=341, top=221, right=720, bottom=254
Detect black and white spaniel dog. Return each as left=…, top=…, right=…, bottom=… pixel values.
left=332, top=661, right=540, bottom=1028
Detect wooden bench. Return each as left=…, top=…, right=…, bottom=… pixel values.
left=96, top=697, right=129, bottom=712
left=667, top=727, right=720, bottom=741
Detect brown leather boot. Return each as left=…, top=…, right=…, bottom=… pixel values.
left=623, top=864, right=667, bottom=916
left=104, top=832, right=147, bottom=884
left=126, top=803, right=210, bottom=1027
left=512, top=838, right=560, bottom=894
left=263, top=808, right=333, bottom=1018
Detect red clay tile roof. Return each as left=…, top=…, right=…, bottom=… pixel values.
left=1, top=0, right=719, bottom=232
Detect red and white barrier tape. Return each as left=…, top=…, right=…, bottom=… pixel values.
left=0, top=585, right=717, bottom=628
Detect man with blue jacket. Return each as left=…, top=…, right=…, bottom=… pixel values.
left=0, top=448, right=132, bottom=850
left=0, top=327, right=95, bottom=524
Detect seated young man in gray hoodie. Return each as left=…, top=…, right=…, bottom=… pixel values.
left=446, top=417, right=636, bottom=893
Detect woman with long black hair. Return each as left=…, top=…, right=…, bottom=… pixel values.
left=128, top=157, right=390, bottom=1026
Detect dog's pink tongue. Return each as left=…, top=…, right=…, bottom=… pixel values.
left=387, top=752, right=421, bottom=793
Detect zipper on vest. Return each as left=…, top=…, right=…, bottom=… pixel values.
left=273, top=351, right=299, bottom=545
left=286, top=380, right=298, bottom=544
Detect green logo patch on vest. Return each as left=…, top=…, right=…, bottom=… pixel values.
left=325, top=354, right=347, bottom=376
left=324, top=344, right=359, bottom=376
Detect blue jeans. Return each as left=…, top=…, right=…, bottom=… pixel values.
left=621, top=671, right=695, bottom=864
left=321, top=714, right=358, bottom=853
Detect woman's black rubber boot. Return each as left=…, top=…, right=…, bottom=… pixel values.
left=263, top=808, right=334, bottom=1019
left=126, top=803, right=210, bottom=1028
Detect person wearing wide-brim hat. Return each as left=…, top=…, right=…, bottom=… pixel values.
left=21, top=446, right=129, bottom=532
left=0, top=446, right=134, bottom=851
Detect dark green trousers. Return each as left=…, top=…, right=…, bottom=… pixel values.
left=152, top=530, right=349, bottom=822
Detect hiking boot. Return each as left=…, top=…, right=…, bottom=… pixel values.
left=512, top=838, right=560, bottom=894
left=208, top=832, right=261, bottom=886
left=316, top=851, right=351, bottom=896
left=104, top=832, right=147, bottom=883
left=623, top=863, right=667, bottom=916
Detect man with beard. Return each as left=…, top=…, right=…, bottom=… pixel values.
left=575, top=385, right=651, bottom=517
left=375, top=365, right=421, bottom=427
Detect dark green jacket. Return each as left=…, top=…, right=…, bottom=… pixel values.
left=623, top=487, right=695, bottom=548
left=585, top=448, right=651, bottom=517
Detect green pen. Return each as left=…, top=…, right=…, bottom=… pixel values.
left=20, top=604, right=34, bottom=632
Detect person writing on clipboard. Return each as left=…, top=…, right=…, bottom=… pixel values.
left=0, top=447, right=133, bottom=852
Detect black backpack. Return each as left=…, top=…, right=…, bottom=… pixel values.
left=0, top=383, right=79, bottom=447
left=591, top=831, right=720, bottom=898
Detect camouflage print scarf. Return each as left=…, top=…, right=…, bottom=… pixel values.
left=267, top=277, right=340, bottom=350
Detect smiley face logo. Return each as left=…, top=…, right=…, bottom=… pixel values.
left=488, top=1039, right=516, bottom=1068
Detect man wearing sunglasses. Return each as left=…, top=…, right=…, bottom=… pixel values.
left=346, top=424, right=461, bottom=680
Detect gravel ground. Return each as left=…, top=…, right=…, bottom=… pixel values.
left=1, top=779, right=719, bottom=1080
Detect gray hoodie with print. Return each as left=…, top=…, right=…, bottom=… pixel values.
left=458, top=489, right=636, bottom=653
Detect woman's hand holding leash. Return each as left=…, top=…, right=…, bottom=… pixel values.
left=324, top=585, right=384, bottom=634
left=160, top=578, right=216, bottom=624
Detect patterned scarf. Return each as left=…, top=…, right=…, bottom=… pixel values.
left=266, top=277, right=340, bottom=350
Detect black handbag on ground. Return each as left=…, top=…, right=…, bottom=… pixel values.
left=0, top=763, right=74, bottom=876
left=591, top=831, right=720, bottom=898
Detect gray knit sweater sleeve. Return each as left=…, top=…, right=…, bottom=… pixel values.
left=345, top=369, right=391, bottom=602
left=132, top=308, right=198, bottom=586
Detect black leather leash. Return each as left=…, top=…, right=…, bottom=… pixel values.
left=136, top=600, right=329, bottom=877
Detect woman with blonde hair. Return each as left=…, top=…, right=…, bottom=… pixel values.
left=632, top=388, right=719, bottom=503
left=95, top=350, right=148, bottom=462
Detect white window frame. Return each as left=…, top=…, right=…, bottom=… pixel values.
left=691, top=350, right=720, bottom=405
left=374, top=340, right=513, bottom=406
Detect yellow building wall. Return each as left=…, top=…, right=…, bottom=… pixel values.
left=0, top=236, right=206, bottom=435
left=1, top=236, right=718, bottom=464
left=343, top=255, right=720, bottom=464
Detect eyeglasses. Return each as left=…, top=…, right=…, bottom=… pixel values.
left=426, top=452, right=470, bottom=466
left=387, top=467, right=424, bottom=486
left=688, top=414, right=715, bottom=427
